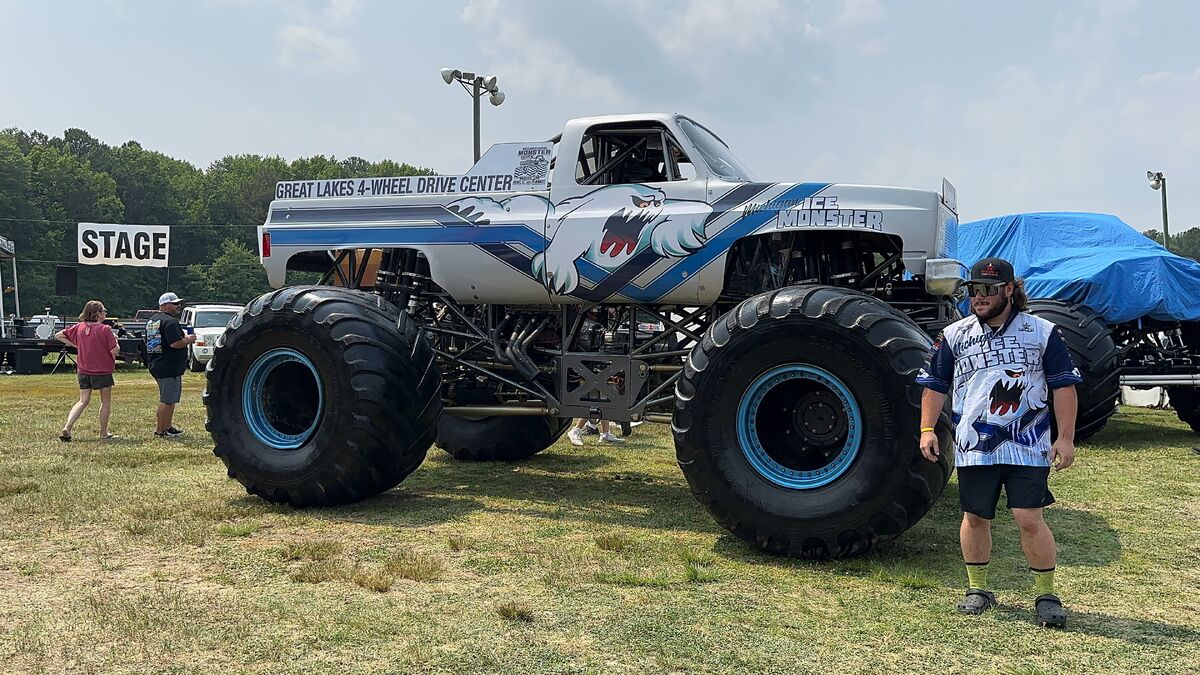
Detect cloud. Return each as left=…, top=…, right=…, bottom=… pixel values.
left=1136, top=71, right=1171, bottom=85
left=834, top=0, right=883, bottom=26
left=460, top=0, right=831, bottom=115
left=322, top=0, right=360, bottom=25
left=277, top=24, right=357, bottom=69
left=461, top=0, right=631, bottom=109
left=269, top=0, right=361, bottom=69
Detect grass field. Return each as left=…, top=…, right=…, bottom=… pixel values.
left=1, top=370, right=1198, bottom=673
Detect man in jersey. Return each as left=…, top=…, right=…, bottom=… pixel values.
left=916, top=257, right=1081, bottom=628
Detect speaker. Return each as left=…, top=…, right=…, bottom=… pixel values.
left=55, top=265, right=77, bottom=296
left=15, top=349, right=43, bottom=374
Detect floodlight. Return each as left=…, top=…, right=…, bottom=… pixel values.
left=489, top=89, right=505, bottom=106
left=440, top=68, right=456, bottom=84
left=482, top=75, right=497, bottom=91
left=1147, top=170, right=1155, bottom=181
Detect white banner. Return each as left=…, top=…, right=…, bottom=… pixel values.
left=273, top=142, right=554, bottom=200
left=78, top=223, right=170, bottom=267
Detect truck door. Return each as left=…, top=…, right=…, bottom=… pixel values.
left=540, top=122, right=711, bottom=304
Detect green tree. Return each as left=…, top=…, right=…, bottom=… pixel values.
left=184, top=238, right=270, bottom=304
left=1144, top=227, right=1200, bottom=262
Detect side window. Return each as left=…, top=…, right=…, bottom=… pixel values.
left=575, top=124, right=694, bottom=186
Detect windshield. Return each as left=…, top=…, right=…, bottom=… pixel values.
left=677, top=117, right=754, bottom=182
left=193, top=311, right=237, bottom=329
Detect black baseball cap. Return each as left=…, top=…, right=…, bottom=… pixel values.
left=968, top=257, right=1015, bottom=284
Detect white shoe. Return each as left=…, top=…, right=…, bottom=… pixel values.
left=568, top=428, right=585, bottom=446
left=599, top=432, right=625, bottom=444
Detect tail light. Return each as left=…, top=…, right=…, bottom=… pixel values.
left=261, top=231, right=271, bottom=257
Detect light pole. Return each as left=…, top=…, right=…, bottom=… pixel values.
left=440, top=68, right=505, bottom=163
left=1147, top=170, right=1171, bottom=252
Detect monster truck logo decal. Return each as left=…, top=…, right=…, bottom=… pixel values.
left=512, top=148, right=550, bottom=186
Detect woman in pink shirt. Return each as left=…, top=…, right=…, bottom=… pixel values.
left=54, top=300, right=120, bottom=441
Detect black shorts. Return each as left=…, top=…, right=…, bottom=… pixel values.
left=957, top=464, right=1055, bottom=520
left=78, top=373, right=115, bottom=390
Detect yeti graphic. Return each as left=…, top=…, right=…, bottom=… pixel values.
left=447, top=184, right=712, bottom=295
left=957, top=366, right=1050, bottom=456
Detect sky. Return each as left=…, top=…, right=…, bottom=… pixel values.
left=1, top=0, right=1197, bottom=230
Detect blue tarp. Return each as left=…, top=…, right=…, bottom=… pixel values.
left=957, top=212, right=1200, bottom=323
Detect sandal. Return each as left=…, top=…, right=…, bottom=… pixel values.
left=957, top=588, right=996, bottom=615
left=101, top=433, right=119, bottom=441
left=59, top=431, right=72, bottom=442
left=1035, top=593, right=1067, bottom=629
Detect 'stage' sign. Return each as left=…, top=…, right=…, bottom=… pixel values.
left=78, top=223, right=170, bottom=267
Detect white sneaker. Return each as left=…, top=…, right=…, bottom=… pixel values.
left=567, top=428, right=585, bottom=446
left=599, top=432, right=625, bottom=444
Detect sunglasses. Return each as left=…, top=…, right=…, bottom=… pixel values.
left=966, top=282, right=1008, bottom=298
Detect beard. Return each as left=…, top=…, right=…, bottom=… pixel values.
left=972, top=293, right=1010, bottom=322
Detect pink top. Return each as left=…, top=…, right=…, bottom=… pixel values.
left=63, top=322, right=117, bottom=375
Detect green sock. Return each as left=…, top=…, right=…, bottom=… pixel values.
left=1032, top=567, right=1055, bottom=595
left=965, top=562, right=989, bottom=589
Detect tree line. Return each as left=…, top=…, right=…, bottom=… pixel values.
left=0, top=127, right=432, bottom=318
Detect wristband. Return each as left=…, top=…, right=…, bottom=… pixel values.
left=920, top=427, right=935, bottom=433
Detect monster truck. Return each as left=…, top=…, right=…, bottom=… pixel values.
left=204, top=113, right=966, bottom=558
left=960, top=212, right=1200, bottom=438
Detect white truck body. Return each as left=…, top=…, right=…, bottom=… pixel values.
left=261, top=113, right=960, bottom=305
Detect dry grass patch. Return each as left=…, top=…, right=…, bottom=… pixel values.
left=123, top=520, right=155, bottom=536
left=447, top=533, right=471, bottom=551
left=351, top=565, right=395, bottom=592
left=279, top=539, right=343, bottom=561
left=0, top=478, right=39, bottom=498
left=594, top=531, right=633, bottom=552
left=217, top=521, right=264, bottom=538
left=384, top=548, right=444, bottom=582
left=290, top=559, right=344, bottom=584
left=496, top=600, right=535, bottom=623
left=594, top=566, right=672, bottom=587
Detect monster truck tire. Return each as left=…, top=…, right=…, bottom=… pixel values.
left=437, top=415, right=571, bottom=461
left=1026, top=300, right=1120, bottom=441
left=1166, top=387, right=1200, bottom=433
left=673, top=285, right=953, bottom=559
left=204, top=286, right=442, bottom=506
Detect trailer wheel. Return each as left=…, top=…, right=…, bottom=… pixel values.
left=204, top=286, right=442, bottom=506
left=1026, top=300, right=1120, bottom=441
left=673, top=285, right=953, bottom=559
left=1167, top=387, right=1200, bottom=433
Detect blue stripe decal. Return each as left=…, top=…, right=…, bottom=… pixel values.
left=271, top=204, right=471, bottom=226
left=633, top=182, right=829, bottom=299
left=269, top=225, right=546, bottom=251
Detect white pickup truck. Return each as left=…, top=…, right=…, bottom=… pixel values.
left=206, top=113, right=965, bottom=559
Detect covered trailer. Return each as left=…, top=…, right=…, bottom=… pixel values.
left=959, top=212, right=1200, bottom=436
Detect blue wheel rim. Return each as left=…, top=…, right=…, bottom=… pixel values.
left=736, top=364, right=862, bottom=490
left=241, top=348, right=324, bottom=449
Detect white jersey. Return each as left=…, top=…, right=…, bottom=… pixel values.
left=917, top=311, right=1082, bottom=467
